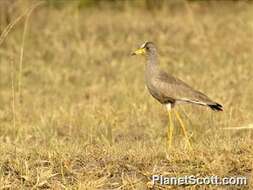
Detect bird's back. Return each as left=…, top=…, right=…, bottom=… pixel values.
left=146, top=70, right=222, bottom=111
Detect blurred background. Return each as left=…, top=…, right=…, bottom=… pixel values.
left=0, top=0, right=253, bottom=189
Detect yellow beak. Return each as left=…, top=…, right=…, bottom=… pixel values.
left=131, top=48, right=146, bottom=56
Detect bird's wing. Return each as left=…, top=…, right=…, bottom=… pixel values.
left=152, top=71, right=215, bottom=106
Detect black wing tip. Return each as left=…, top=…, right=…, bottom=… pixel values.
left=209, top=103, right=223, bottom=111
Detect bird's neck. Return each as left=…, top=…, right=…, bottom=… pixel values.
left=146, top=53, right=159, bottom=74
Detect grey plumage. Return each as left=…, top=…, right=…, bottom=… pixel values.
left=142, top=41, right=223, bottom=111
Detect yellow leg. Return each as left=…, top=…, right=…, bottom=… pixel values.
left=167, top=110, right=174, bottom=149
left=175, top=111, right=193, bottom=150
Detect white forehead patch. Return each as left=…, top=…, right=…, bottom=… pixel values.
left=140, top=41, right=148, bottom=48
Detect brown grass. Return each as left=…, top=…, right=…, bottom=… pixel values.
left=0, top=1, right=253, bottom=189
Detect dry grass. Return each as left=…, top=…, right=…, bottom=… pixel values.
left=0, top=1, right=253, bottom=189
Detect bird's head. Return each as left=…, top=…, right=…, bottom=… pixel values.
left=131, top=41, right=156, bottom=56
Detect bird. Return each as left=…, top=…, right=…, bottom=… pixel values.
left=131, top=41, right=223, bottom=149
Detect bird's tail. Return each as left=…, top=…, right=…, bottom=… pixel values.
left=208, top=103, right=223, bottom=111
